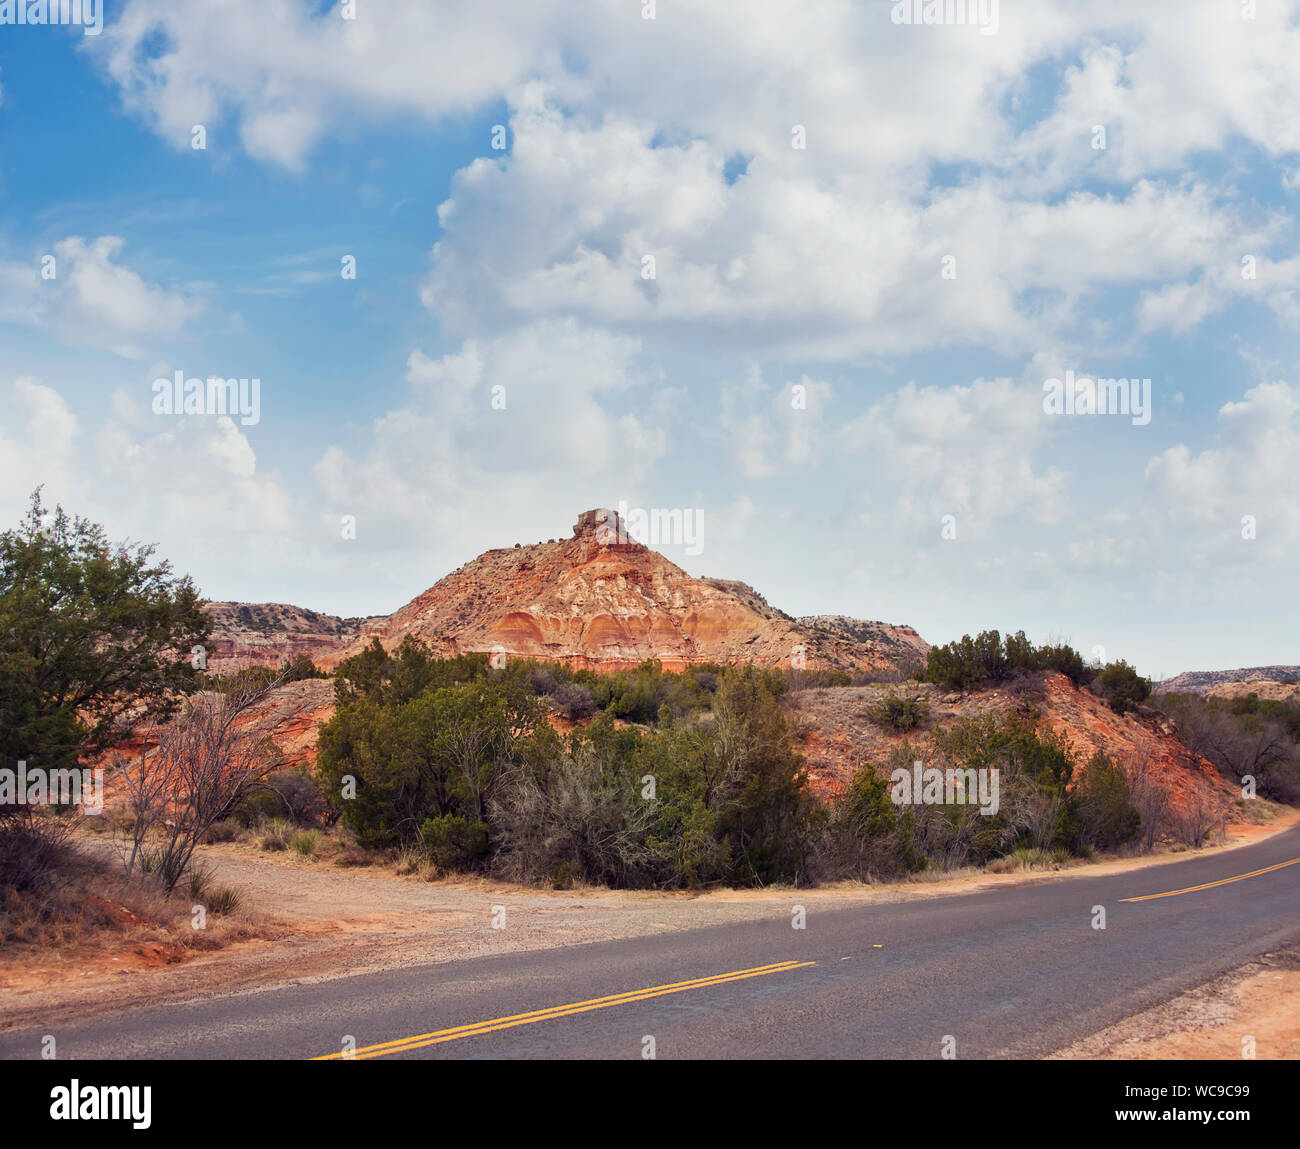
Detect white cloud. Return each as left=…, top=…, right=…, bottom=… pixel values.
left=838, top=376, right=1068, bottom=534
left=0, top=374, right=296, bottom=597
left=418, top=91, right=1271, bottom=356
left=84, top=1, right=1300, bottom=358
left=312, top=319, right=667, bottom=554
left=0, top=237, right=204, bottom=358
left=1144, top=380, right=1300, bottom=553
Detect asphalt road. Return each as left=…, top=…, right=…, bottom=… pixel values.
left=4, top=825, right=1299, bottom=1060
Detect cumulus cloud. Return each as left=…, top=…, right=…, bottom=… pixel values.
left=0, top=374, right=296, bottom=596
left=312, top=319, right=667, bottom=555
left=0, top=237, right=204, bottom=358
left=837, top=376, right=1068, bottom=535
left=1144, top=380, right=1300, bottom=553
left=84, top=1, right=1300, bottom=356
left=417, top=91, right=1274, bottom=356
left=718, top=369, right=833, bottom=480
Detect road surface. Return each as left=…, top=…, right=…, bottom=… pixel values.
left=3, top=825, right=1298, bottom=1059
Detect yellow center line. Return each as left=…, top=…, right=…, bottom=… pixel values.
left=312, top=959, right=816, bottom=1061
left=1120, top=856, right=1300, bottom=902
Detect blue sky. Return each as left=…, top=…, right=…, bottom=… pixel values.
left=2, top=2, right=1300, bottom=680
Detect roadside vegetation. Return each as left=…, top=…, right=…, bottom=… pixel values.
left=2, top=489, right=1291, bottom=959
left=0, top=491, right=280, bottom=953
left=312, top=636, right=1157, bottom=888
left=1153, top=690, right=1300, bottom=804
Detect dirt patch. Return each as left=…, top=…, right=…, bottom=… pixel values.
left=1053, top=943, right=1300, bottom=1060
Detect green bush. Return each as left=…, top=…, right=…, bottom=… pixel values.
left=866, top=694, right=931, bottom=732
left=924, top=630, right=1090, bottom=692
left=204, top=885, right=242, bottom=915
left=1091, top=660, right=1152, bottom=714
left=420, top=814, right=490, bottom=871
left=1068, top=751, right=1140, bottom=850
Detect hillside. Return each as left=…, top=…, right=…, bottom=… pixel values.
left=789, top=673, right=1238, bottom=820
left=201, top=602, right=384, bottom=674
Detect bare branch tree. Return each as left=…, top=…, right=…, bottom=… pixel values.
left=110, top=674, right=309, bottom=890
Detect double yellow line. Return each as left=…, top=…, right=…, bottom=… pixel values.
left=1120, top=856, right=1300, bottom=902
left=312, top=959, right=816, bottom=1060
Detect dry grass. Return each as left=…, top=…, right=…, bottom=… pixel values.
left=0, top=819, right=269, bottom=963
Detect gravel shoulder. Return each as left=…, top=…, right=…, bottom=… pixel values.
left=1051, top=942, right=1300, bottom=1060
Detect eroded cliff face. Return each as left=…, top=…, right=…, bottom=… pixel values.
left=200, top=602, right=384, bottom=674
left=313, top=509, right=922, bottom=673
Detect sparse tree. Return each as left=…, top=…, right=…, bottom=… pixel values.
left=113, top=673, right=307, bottom=890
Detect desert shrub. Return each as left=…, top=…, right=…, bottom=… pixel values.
left=331, top=637, right=489, bottom=708
left=528, top=667, right=558, bottom=695
left=0, top=816, right=85, bottom=907
left=259, top=818, right=291, bottom=852
left=986, top=845, right=1072, bottom=873
left=923, top=630, right=1090, bottom=692
left=184, top=860, right=217, bottom=903
left=1068, top=752, right=1141, bottom=850
left=491, top=752, right=666, bottom=888
left=549, top=682, right=597, bottom=722
left=203, top=885, right=242, bottom=915
left=332, top=845, right=372, bottom=868
left=866, top=694, right=931, bottom=732
left=265, top=771, right=332, bottom=826
left=815, top=767, right=922, bottom=880
left=317, top=676, right=546, bottom=849
left=231, top=788, right=280, bottom=828
left=1156, top=692, right=1300, bottom=804
left=199, top=820, right=240, bottom=844
left=420, top=814, right=490, bottom=871
left=280, top=653, right=328, bottom=682
left=1092, top=660, right=1152, bottom=714
left=290, top=829, right=322, bottom=857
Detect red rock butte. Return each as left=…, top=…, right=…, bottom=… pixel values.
left=203, top=509, right=927, bottom=675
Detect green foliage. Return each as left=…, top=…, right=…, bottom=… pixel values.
left=1155, top=692, right=1300, bottom=804
left=290, top=829, right=322, bottom=857
left=1092, top=660, right=1152, bottom=714
left=866, top=694, right=931, bottom=731
left=821, top=767, right=922, bottom=879
left=281, top=653, right=328, bottom=682
left=332, top=637, right=489, bottom=708
left=1068, top=752, right=1141, bottom=850
left=923, top=629, right=1089, bottom=691
left=206, top=654, right=326, bottom=695
left=421, top=813, right=490, bottom=870
left=317, top=671, right=544, bottom=849
left=317, top=643, right=1160, bottom=888
left=0, top=489, right=210, bottom=778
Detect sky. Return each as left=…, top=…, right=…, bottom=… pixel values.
left=1, top=0, right=1299, bottom=681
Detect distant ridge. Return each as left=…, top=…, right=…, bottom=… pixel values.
left=1155, top=665, right=1300, bottom=695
